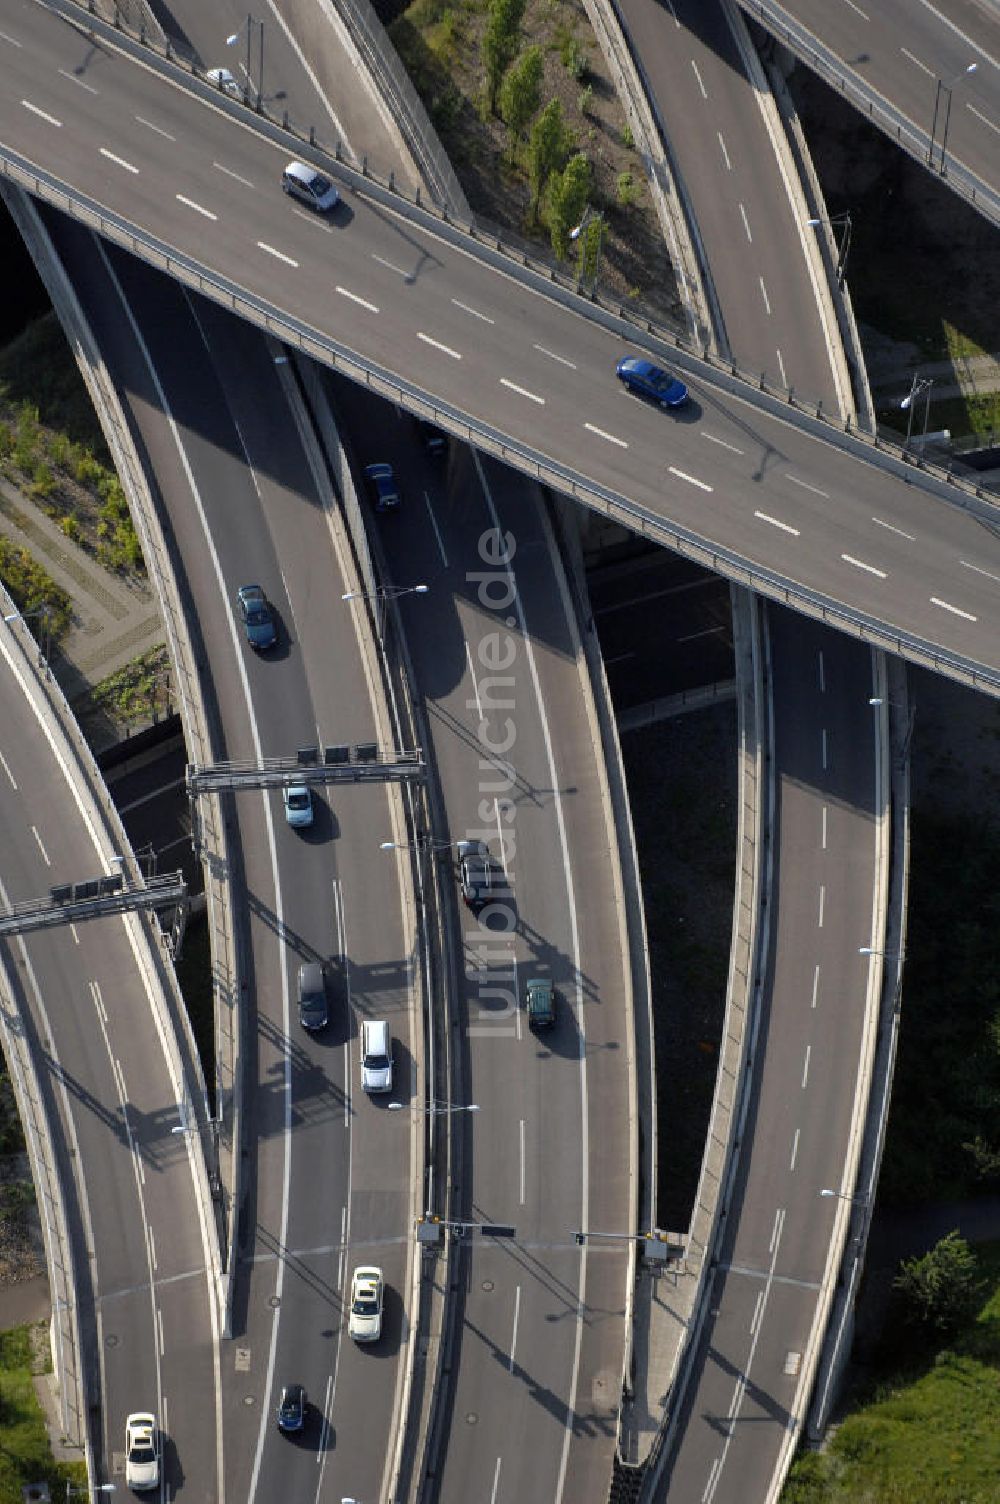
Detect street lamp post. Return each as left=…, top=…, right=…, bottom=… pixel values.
left=226, top=14, right=265, bottom=110
left=806, top=211, right=852, bottom=286
left=4, top=604, right=53, bottom=667
left=341, top=582, right=428, bottom=642
left=66, top=1485, right=115, bottom=1501
left=869, top=695, right=917, bottom=763
left=569, top=207, right=605, bottom=292
left=819, top=1187, right=867, bottom=1208
left=380, top=835, right=453, bottom=854
left=388, top=1101, right=480, bottom=1116
left=928, top=61, right=977, bottom=174
left=900, top=374, right=933, bottom=450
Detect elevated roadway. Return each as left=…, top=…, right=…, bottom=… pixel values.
left=0, top=609, right=220, bottom=1494
left=2, top=0, right=999, bottom=685
left=734, top=0, right=1000, bottom=225
left=37, top=203, right=417, bottom=1504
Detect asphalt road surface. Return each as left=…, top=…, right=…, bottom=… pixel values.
left=3, top=0, right=999, bottom=680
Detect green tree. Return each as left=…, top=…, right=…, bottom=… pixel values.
left=483, top=0, right=526, bottom=114
left=549, top=152, right=590, bottom=260
left=528, top=99, right=567, bottom=216
left=499, top=45, right=543, bottom=145
left=893, top=1229, right=985, bottom=1337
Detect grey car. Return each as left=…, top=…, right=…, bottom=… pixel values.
left=297, top=962, right=328, bottom=1031
left=282, top=160, right=340, bottom=213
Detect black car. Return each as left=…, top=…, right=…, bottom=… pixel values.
left=237, top=584, right=277, bottom=650
left=276, top=1383, right=305, bottom=1433
left=364, top=462, right=401, bottom=512
left=297, top=962, right=328, bottom=1032
left=418, top=420, right=448, bottom=459
left=457, top=839, right=493, bottom=912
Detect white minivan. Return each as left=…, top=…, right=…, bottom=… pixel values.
left=361, top=1019, right=393, bottom=1093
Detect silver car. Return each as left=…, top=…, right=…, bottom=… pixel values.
left=282, top=160, right=340, bottom=213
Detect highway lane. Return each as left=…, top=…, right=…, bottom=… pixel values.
left=0, top=627, right=220, bottom=1496
left=734, top=0, right=1000, bottom=222
left=39, top=206, right=416, bottom=1503
left=615, top=0, right=842, bottom=405
left=331, top=376, right=634, bottom=1503
left=660, top=614, right=878, bottom=1503
left=4, top=0, right=1000, bottom=679
left=154, top=0, right=414, bottom=187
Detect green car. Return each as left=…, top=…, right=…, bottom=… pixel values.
left=526, top=977, right=555, bottom=1029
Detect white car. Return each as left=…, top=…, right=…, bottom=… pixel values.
left=348, top=1265, right=384, bottom=1342
left=283, top=784, right=314, bottom=829
left=281, top=160, right=340, bottom=213
left=206, top=66, right=242, bottom=99
left=125, top=1411, right=160, bottom=1491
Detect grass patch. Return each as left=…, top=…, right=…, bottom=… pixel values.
left=85, top=645, right=171, bottom=729
left=782, top=1242, right=1000, bottom=1504
left=0, top=314, right=143, bottom=575
left=0, top=1323, right=86, bottom=1502
left=0, top=537, right=72, bottom=643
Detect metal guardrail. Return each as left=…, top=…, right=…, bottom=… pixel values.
left=0, top=872, right=185, bottom=937
left=733, top=0, right=1000, bottom=229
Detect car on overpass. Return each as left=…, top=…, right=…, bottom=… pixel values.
left=125, top=1411, right=160, bottom=1491
left=281, top=160, right=340, bottom=213
left=283, top=784, right=314, bottom=829
left=457, top=839, right=494, bottom=912
left=348, top=1265, right=385, bottom=1342
left=616, top=356, right=688, bottom=408
left=237, top=584, right=277, bottom=649
left=526, top=976, right=555, bottom=1029
left=276, top=1383, right=306, bottom=1433
left=297, top=962, right=329, bottom=1031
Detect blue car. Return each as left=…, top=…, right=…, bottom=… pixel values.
left=237, top=584, right=277, bottom=649
left=616, top=356, right=688, bottom=408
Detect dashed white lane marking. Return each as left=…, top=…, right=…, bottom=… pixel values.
left=821, top=727, right=828, bottom=770
left=739, top=202, right=752, bottom=242
left=790, top=1128, right=800, bottom=1172
left=818, top=649, right=825, bottom=693
left=801, top=1045, right=811, bottom=1090
left=500, top=377, right=545, bottom=404
left=872, top=515, right=915, bottom=540
left=754, top=510, right=799, bottom=536
left=702, top=431, right=744, bottom=455
left=418, top=331, right=462, bottom=359
left=534, top=343, right=576, bottom=369
left=490, top=1457, right=502, bottom=1504
left=22, top=99, right=62, bottom=126
left=100, top=146, right=139, bottom=173
left=930, top=596, right=977, bottom=621
left=961, top=559, right=1000, bottom=584
left=811, top=965, right=820, bottom=1009
left=137, top=116, right=175, bottom=140
left=787, top=473, right=829, bottom=498
left=59, top=69, right=97, bottom=94
left=776, top=348, right=787, bottom=388
left=967, top=104, right=1000, bottom=136
left=665, top=0, right=680, bottom=24
left=718, top=132, right=732, bottom=170
left=509, top=1285, right=521, bottom=1372
left=691, top=59, right=708, bottom=98
left=423, top=490, right=448, bottom=567
left=257, top=242, right=298, bottom=266
left=0, top=750, right=16, bottom=789
left=214, top=160, right=253, bottom=186
left=336, top=285, right=379, bottom=313
left=371, top=252, right=409, bottom=276
left=677, top=626, right=726, bottom=644
left=464, top=642, right=483, bottom=721
left=0, top=27, right=22, bottom=46
left=584, top=421, right=627, bottom=447
left=818, top=884, right=826, bottom=928
left=840, top=0, right=869, bottom=19
left=176, top=194, right=217, bottom=220
left=759, top=276, right=771, bottom=315
left=32, top=826, right=50, bottom=866
left=901, top=46, right=934, bottom=77
left=519, top=1119, right=526, bottom=1204
left=668, top=466, right=713, bottom=492
left=842, top=553, right=887, bottom=578
left=750, top=1289, right=764, bottom=1336
left=821, top=804, right=828, bottom=850
left=770, top=1206, right=785, bottom=1254
left=452, top=298, right=495, bottom=324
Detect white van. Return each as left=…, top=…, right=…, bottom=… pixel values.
left=361, top=1020, right=393, bottom=1093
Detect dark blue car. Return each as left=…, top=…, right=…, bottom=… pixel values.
left=276, top=1383, right=305, bottom=1433
left=616, top=356, right=688, bottom=408
left=237, top=584, right=277, bottom=649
